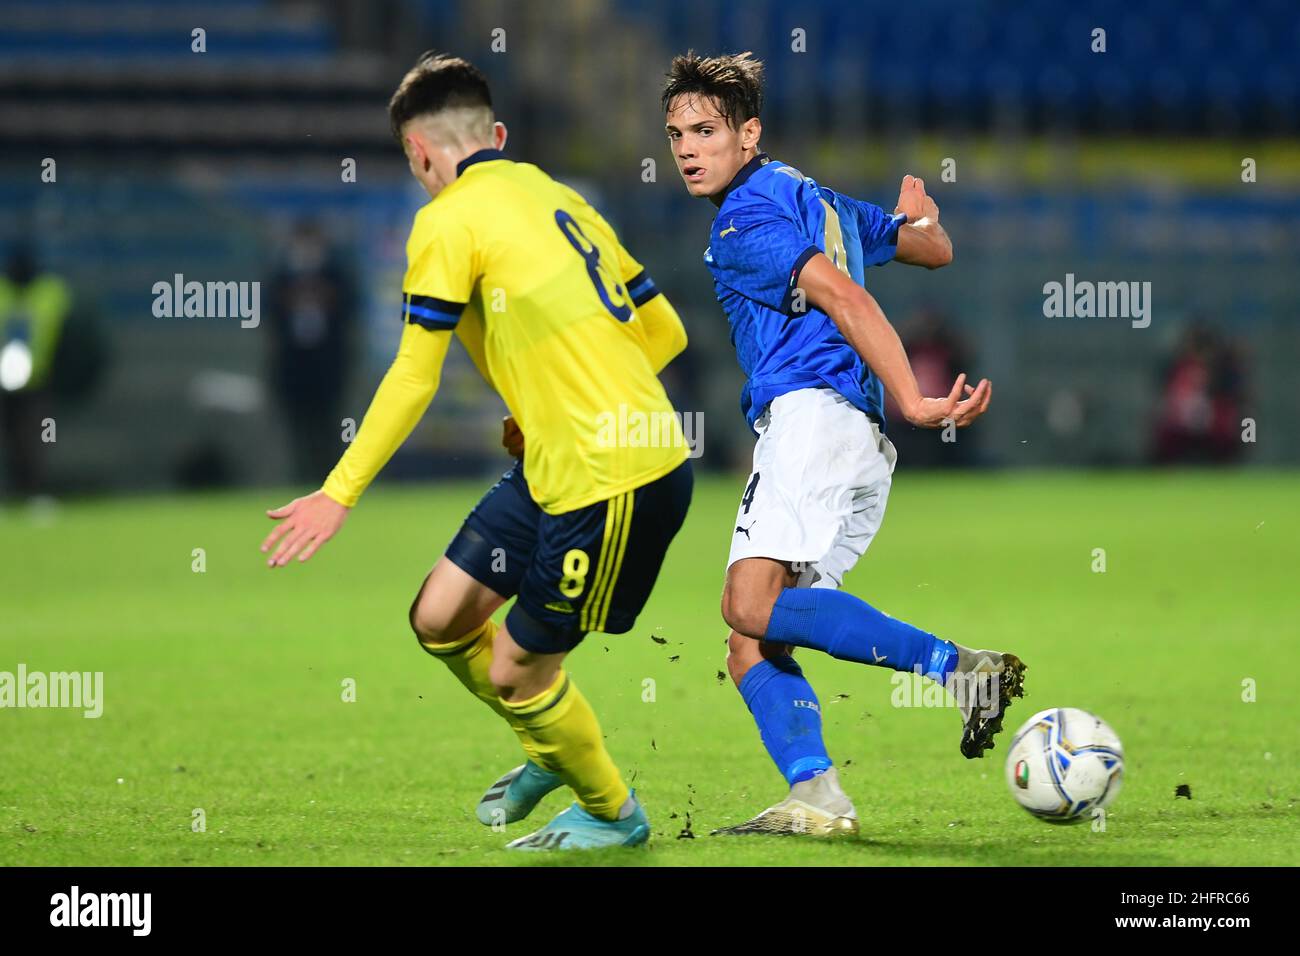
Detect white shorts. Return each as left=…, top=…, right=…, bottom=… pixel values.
left=728, top=387, right=897, bottom=589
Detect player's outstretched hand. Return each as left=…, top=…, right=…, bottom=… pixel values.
left=502, top=415, right=525, bottom=459
left=902, top=373, right=992, bottom=429
left=260, top=490, right=349, bottom=568
left=895, top=174, right=927, bottom=223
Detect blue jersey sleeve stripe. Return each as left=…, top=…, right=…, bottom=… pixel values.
left=407, top=294, right=466, bottom=317
left=625, top=269, right=660, bottom=306
left=629, top=280, right=659, bottom=306
left=405, top=304, right=461, bottom=329
left=631, top=284, right=659, bottom=307
left=780, top=244, right=822, bottom=314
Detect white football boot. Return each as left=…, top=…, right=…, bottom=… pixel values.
left=711, top=767, right=858, bottom=837
left=948, top=644, right=1027, bottom=759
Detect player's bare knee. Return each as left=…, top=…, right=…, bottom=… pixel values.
left=410, top=557, right=506, bottom=650
left=409, top=579, right=469, bottom=647
left=720, top=586, right=774, bottom=639
left=722, top=558, right=791, bottom=637
left=408, top=588, right=443, bottom=643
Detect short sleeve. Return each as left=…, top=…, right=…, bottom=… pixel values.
left=710, top=205, right=819, bottom=315
left=401, top=210, right=479, bottom=330
left=844, top=196, right=905, bottom=268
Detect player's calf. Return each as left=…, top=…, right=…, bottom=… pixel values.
left=725, top=630, right=794, bottom=687
left=485, top=617, right=565, bottom=702
left=491, top=620, right=635, bottom=824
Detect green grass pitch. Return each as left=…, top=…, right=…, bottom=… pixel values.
left=2, top=471, right=1297, bottom=866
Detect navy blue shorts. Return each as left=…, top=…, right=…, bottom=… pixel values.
left=445, top=459, right=694, bottom=655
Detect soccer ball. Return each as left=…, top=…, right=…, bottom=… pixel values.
left=1004, top=707, right=1124, bottom=823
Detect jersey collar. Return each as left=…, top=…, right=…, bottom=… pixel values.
left=456, top=148, right=506, bottom=178
left=712, top=151, right=771, bottom=206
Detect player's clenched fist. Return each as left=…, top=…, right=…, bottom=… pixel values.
left=921, top=189, right=940, bottom=222
left=260, top=489, right=350, bottom=568
left=502, top=415, right=525, bottom=458
left=895, top=174, right=928, bottom=223
left=896, top=174, right=941, bottom=224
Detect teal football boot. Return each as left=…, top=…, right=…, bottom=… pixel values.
left=505, top=792, right=650, bottom=850
left=476, top=761, right=564, bottom=826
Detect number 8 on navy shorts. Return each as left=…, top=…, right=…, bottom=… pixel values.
left=444, top=459, right=693, bottom=654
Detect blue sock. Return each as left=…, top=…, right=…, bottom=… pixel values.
left=766, top=588, right=958, bottom=682
left=737, top=657, right=833, bottom=785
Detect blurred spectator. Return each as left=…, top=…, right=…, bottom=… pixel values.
left=884, top=308, right=974, bottom=468
left=0, top=245, right=72, bottom=498
left=1152, top=323, right=1247, bottom=465
left=266, top=221, right=357, bottom=483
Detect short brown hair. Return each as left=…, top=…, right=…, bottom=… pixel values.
left=661, top=51, right=764, bottom=129
left=388, top=51, right=492, bottom=142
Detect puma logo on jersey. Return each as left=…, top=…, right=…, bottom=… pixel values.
left=719, top=220, right=738, bottom=238
left=735, top=522, right=754, bottom=539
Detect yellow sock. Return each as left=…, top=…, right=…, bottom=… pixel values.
left=500, top=670, right=630, bottom=820
left=418, top=619, right=542, bottom=765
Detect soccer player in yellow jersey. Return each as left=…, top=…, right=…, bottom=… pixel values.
left=258, top=53, right=693, bottom=850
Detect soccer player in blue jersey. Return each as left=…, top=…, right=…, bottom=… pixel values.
left=662, top=51, right=1026, bottom=835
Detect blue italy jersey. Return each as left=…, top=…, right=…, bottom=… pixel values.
left=704, top=153, right=905, bottom=431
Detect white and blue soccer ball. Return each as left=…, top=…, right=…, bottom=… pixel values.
left=1004, top=707, right=1124, bottom=823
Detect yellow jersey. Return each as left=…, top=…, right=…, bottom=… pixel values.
left=322, top=149, right=688, bottom=514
